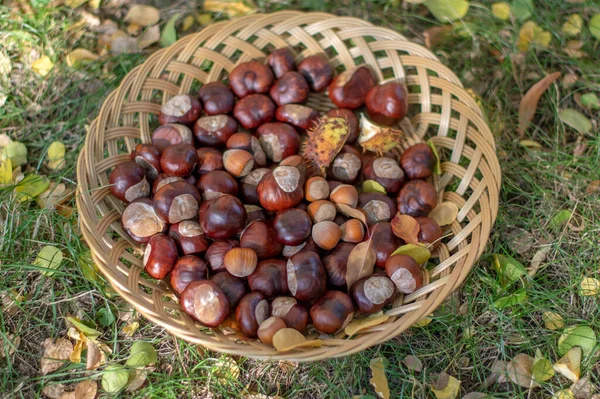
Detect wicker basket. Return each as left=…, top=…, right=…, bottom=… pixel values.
left=76, top=11, right=501, bottom=361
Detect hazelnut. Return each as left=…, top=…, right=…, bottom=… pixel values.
left=109, top=161, right=150, bottom=202
left=196, top=170, right=239, bottom=200
left=365, top=81, right=408, bottom=126
left=199, top=194, right=247, bottom=239
left=196, top=147, right=224, bottom=175
left=307, top=200, right=337, bottom=223
left=358, top=192, right=396, bottom=224
left=267, top=48, right=296, bottom=78
left=248, top=259, right=288, bottom=298
left=239, top=168, right=270, bottom=205
left=328, top=66, right=376, bottom=109
left=286, top=251, right=326, bottom=302
left=158, top=94, right=202, bottom=126
left=340, top=219, right=365, bottom=243
left=168, top=220, right=210, bottom=255
left=273, top=208, right=312, bottom=246
left=121, top=199, right=167, bottom=243
left=385, top=254, right=423, bottom=294
left=224, top=247, right=258, bottom=278
left=329, top=184, right=359, bottom=208
left=323, top=242, right=355, bottom=288
left=350, top=275, right=396, bottom=314
left=240, top=220, right=283, bottom=259
left=170, top=254, right=208, bottom=294
left=305, top=176, right=330, bottom=202
left=271, top=296, right=309, bottom=332
left=226, top=132, right=267, bottom=166
left=193, top=114, right=238, bottom=147
left=400, top=143, right=435, bottom=180
left=276, top=104, right=319, bottom=130
left=206, top=239, right=239, bottom=273
left=371, top=222, right=403, bottom=268
left=181, top=280, right=229, bottom=327
left=297, top=54, right=333, bottom=92
left=151, top=124, right=193, bottom=151
left=131, top=143, right=162, bottom=180
left=257, top=316, right=287, bottom=345
left=153, top=181, right=201, bottom=224
left=328, top=145, right=362, bottom=184
left=310, top=291, right=354, bottom=334
left=325, top=108, right=359, bottom=144
left=143, top=234, right=178, bottom=279
left=160, top=143, right=198, bottom=177
left=362, top=157, right=405, bottom=194
left=396, top=180, right=437, bottom=217
left=211, top=271, right=247, bottom=310
left=229, top=61, right=274, bottom=98
left=256, top=123, right=300, bottom=162
left=256, top=166, right=304, bottom=211
left=233, top=94, right=276, bottom=130
left=312, top=221, right=342, bottom=250
left=415, top=216, right=442, bottom=247
left=222, top=149, right=254, bottom=178
left=199, top=82, right=235, bottom=115
left=235, top=291, right=269, bottom=338
left=269, top=71, right=309, bottom=106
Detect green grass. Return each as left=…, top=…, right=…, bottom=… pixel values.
left=1, top=0, right=599, bottom=398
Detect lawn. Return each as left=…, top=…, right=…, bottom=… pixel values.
left=0, top=0, right=599, bottom=398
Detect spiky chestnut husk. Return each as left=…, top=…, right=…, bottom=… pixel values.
left=301, top=116, right=350, bottom=175
left=358, top=114, right=403, bottom=155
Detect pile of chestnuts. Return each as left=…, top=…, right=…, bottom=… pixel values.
left=110, top=48, right=443, bottom=345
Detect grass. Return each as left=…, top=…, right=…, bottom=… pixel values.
left=1, top=0, right=599, bottom=398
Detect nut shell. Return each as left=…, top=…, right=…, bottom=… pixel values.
left=257, top=316, right=287, bottom=345
left=358, top=192, right=396, bottom=224
left=224, top=247, right=258, bottom=278
left=325, top=109, right=359, bottom=144
left=312, top=221, right=342, bottom=250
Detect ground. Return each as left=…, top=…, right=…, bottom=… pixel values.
left=0, top=0, right=599, bottom=398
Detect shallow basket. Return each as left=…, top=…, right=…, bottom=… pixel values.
left=76, top=11, right=501, bottom=361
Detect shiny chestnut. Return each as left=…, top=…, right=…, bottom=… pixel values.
left=397, top=180, right=437, bottom=217
left=248, top=259, right=288, bottom=298
left=153, top=181, right=201, bottom=224
left=416, top=216, right=443, bottom=247
left=310, top=291, right=354, bottom=334
left=323, top=242, right=355, bottom=288
left=193, top=114, right=238, bottom=147
left=143, top=234, right=178, bottom=279
left=196, top=147, right=223, bottom=175
left=363, top=157, right=405, bottom=194
left=196, top=170, right=238, bottom=200
left=151, top=124, right=193, bottom=151
left=206, top=239, right=239, bottom=273
left=160, top=143, right=198, bottom=177
left=269, top=71, right=309, bottom=106
left=257, top=317, right=287, bottom=345
left=211, top=271, right=247, bottom=310
left=239, top=168, right=270, bottom=205
left=181, top=280, right=229, bottom=327
left=226, top=132, right=267, bottom=167
left=328, top=66, right=376, bottom=109
left=236, top=291, right=269, bottom=338
left=267, top=48, right=296, bottom=78
left=256, top=123, right=300, bottom=163
left=273, top=208, right=312, bottom=246
left=233, top=94, right=276, bottom=130
left=286, top=251, right=326, bottom=302
left=131, top=143, right=162, bottom=180
left=329, top=145, right=362, bottom=184
left=297, top=54, right=333, bottom=92
left=199, top=82, right=235, bottom=115
left=121, top=199, right=167, bottom=243
left=365, top=81, right=408, bottom=126
left=109, top=161, right=150, bottom=202
left=400, top=143, right=435, bottom=180
left=229, top=61, right=274, bottom=98
left=158, top=94, right=202, bottom=126
left=276, top=104, right=319, bottom=130
left=371, top=222, right=403, bottom=268
left=271, top=296, right=308, bottom=332
left=257, top=166, right=304, bottom=211
left=240, top=220, right=283, bottom=259
left=170, top=255, right=208, bottom=295
left=168, top=220, right=210, bottom=255
left=199, top=194, right=247, bottom=239
left=385, top=254, right=423, bottom=294
left=358, top=192, right=396, bottom=224
left=350, top=275, right=396, bottom=314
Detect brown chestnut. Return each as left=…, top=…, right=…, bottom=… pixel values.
left=281, top=242, right=307, bottom=259
left=257, top=316, right=287, bottom=345
left=224, top=247, right=258, bottom=278
left=273, top=208, right=312, bottom=246
left=169, top=220, right=210, bottom=255
left=158, top=94, right=202, bottom=126
left=329, top=145, right=362, bottom=184
left=415, top=216, right=442, bottom=247
left=206, top=239, right=239, bottom=273
left=248, top=259, right=288, bottom=298
left=307, top=200, right=337, bottom=223
left=160, top=143, right=198, bottom=177
left=196, top=170, right=239, bottom=200
left=365, top=81, right=408, bottom=126
left=400, top=143, right=435, bottom=180
left=325, top=108, right=359, bottom=144
left=256, top=166, right=304, bottom=211
left=181, top=280, right=229, bottom=327
left=350, top=275, right=396, bottom=314
left=229, top=61, right=274, bottom=98
left=385, top=254, right=423, bottom=294
left=297, top=54, right=333, bottom=92
left=271, top=296, right=308, bottom=332
left=286, top=251, right=326, bottom=302
left=362, top=157, right=405, bottom=194
left=371, top=222, right=403, bottom=268
left=233, top=94, right=276, bottom=130
left=396, top=180, right=437, bottom=217
left=239, top=168, right=270, bottom=205
left=310, top=291, right=354, bottom=334
left=305, top=176, right=330, bottom=202
left=323, top=242, right=355, bottom=288
left=245, top=205, right=268, bottom=224
left=329, top=184, right=359, bottom=208
left=279, top=155, right=307, bottom=184
left=275, top=104, right=319, bottom=130
left=340, top=219, right=365, bottom=243
left=151, top=124, right=193, bottom=151
left=121, top=199, right=167, bottom=243
left=222, top=149, right=254, bottom=178
left=235, top=291, right=269, bottom=338
left=358, top=192, right=396, bottom=224
left=143, top=234, right=178, bottom=279
left=211, top=271, right=247, bottom=310
left=110, top=161, right=150, bottom=202
left=328, top=66, right=376, bottom=109
left=196, top=147, right=224, bottom=175
left=131, top=143, right=162, bottom=180
left=312, top=221, right=342, bottom=250
left=199, top=194, right=247, bottom=239
left=151, top=174, right=184, bottom=194
left=199, top=82, right=235, bottom=115
left=170, top=254, right=208, bottom=294
left=269, top=71, right=309, bottom=106
left=226, top=132, right=267, bottom=167
left=240, top=220, right=283, bottom=259
left=193, top=114, right=238, bottom=147
left=267, top=48, right=296, bottom=78
left=256, top=123, right=300, bottom=162
left=153, top=181, right=201, bottom=224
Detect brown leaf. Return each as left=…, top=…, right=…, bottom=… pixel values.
left=391, top=213, right=420, bottom=244
left=345, top=233, right=376, bottom=289
left=403, top=355, right=423, bottom=372
left=506, top=353, right=538, bottom=388
left=41, top=338, right=73, bottom=375
left=42, top=384, right=65, bottom=399
left=423, top=25, right=453, bottom=48
left=517, top=72, right=561, bottom=137
left=139, top=25, right=160, bottom=49
left=431, top=372, right=461, bottom=399
left=428, top=202, right=458, bottom=227
left=586, top=180, right=600, bottom=195
left=0, top=334, right=20, bottom=358
left=335, top=203, right=367, bottom=225
left=74, top=380, right=97, bottom=399
left=126, top=368, right=147, bottom=391
left=369, top=357, right=390, bottom=399
left=344, top=312, right=389, bottom=336
left=124, top=5, right=160, bottom=27
left=272, top=328, right=322, bottom=351
left=86, top=340, right=105, bottom=370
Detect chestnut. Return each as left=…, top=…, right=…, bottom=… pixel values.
left=131, top=143, right=162, bottom=180
left=273, top=208, right=312, bottom=246
left=271, top=296, right=308, bottom=332
left=371, top=222, right=403, bottom=268
left=169, top=220, right=210, bottom=255
left=226, top=132, right=267, bottom=166
left=415, top=216, right=442, bottom=247
left=385, top=254, right=423, bottom=294
left=170, top=255, right=208, bottom=294
left=239, top=168, right=270, bottom=205
left=310, top=291, right=354, bottom=334
left=143, top=234, right=178, bottom=279
left=269, top=71, right=309, bottom=106
left=158, top=94, right=202, bottom=126
left=181, top=280, right=229, bottom=327
left=257, top=316, right=287, bottom=345
left=224, top=247, right=258, bottom=278
left=199, top=194, right=247, bottom=239
left=121, top=199, right=167, bottom=243
left=109, top=161, right=150, bottom=202
left=206, top=239, right=239, bottom=273
left=279, top=155, right=307, bottom=184
left=211, top=271, right=247, bottom=310
left=236, top=291, right=269, bottom=338
left=365, top=81, right=408, bottom=126
left=222, top=149, right=254, bottom=178
left=267, top=48, right=296, bottom=78
left=153, top=181, right=201, bottom=224
left=151, top=124, right=193, bottom=151
left=396, top=180, right=437, bottom=217
left=362, top=157, right=405, bottom=194
left=312, top=221, right=342, bottom=250
left=152, top=174, right=184, bottom=194
left=248, top=259, right=288, bottom=298
left=275, top=104, right=319, bottom=130
left=340, top=219, right=365, bottom=243
left=256, top=123, right=300, bottom=162
left=282, top=242, right=307, bottom=259
left=328, top=66, right=376, bottom=109
left=199, top=82, right=235, bottom=115
left=196, top=170, right=239, bottom=200
left=240, top=220, right=283, bottom=259
left=329, top=184, right=359, bottom=208
left=400, top=143, right=435, bottom=180
left=323, top=242, right=355, bottom=288
left=244, top=205, right=267, bottom=224
left=229, top=61, right=274, bottom=98
left=307, top=200, right=337, bottom=223
left=196, top=147, right=224, bottom=175
left=328, top=180, right=343, bottom=192
left=358, top=192, right=396, bottom=224
left=297, top=54, right=333, bottom=92
left=286, top=251, right=326, bottom=302
left=256, top=166, right=304, bottom=211
left=350, top=275, right=396, bottom=314
left=305, top=176, right=330, bottom=202
left=160, top=143, right=198, bottom=177
left=193, top=115, right=238, bottom=147
left=325, top=108, right=359, bottom=144
left=233, top=94, right=276, bottom=130
left=329, top=145, right=362, bottom=184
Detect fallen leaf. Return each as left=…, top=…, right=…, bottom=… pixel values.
left=413, top=315, right=433, bottom=327
left=73, top=380, right=97, bottom=399
left=517, top=72, right=561, bottom=136
left=344, top=312, right=389, bottom=336
left=15, top=174, right=50, bottom=202
left=558, top=326, right=596, bottom=356
left=41, top=338, right=73, bottom=375
left=66, top=49, right=99, bottom=67
left=586, top=180, right=600, bottom=195
left=462, top=394, right=488, bottom=399
left=512, top=0, right=534, bottom=21
left=423, top=25, right=453, bottom=48
left=559, top=109, right=593, bottom=134
left=126, top=341, right=157, bottom=367
left=553, top=346, right=581, bottom=382
left=345, top=239, right=376, bottom=289
left=484, top=359, right=508, bottom=387
left=0, top=156, right=12, bottom=185
left=101, top=364, right=129, bottom=394
left=35, top=245, right=63, bottom=277
left=553, top=391, right=575, bottom=399
left=0, top=134, right=12, bottom=147
left=36, top=183, right=68, bottom=210
left=362, top=180, right=386, bottom=194
left=563, top=40, right=587, bottom=59
left=570, top=377, right=594, bottom=399
left=65, top=0, right=86, bottom=7
left=197, top=13, right=213, bottom=26
left=66, top=316, right=101, bottom=339
left=506, top=353, right=538, bottom=388
left=32, top=56, right=54, bottom=77
left=590, top=14, right=600, bottom=41
left=127, top=23, right=142, bottom=36
left=493, top=288, right=527, bottom=309
left=427, top=139, right=442, bottom=175
left=403, top=355, right=423, bottom=372
left=2, top=141, right=27, bottom=166
left=203, top=0, right=256, bottom=18
left=428, top=202, right=458, bottom=226
left=423, top=0, right=470, bottom=23
left=550, top=209, right=572, bottom=228
left=431, top=372, right=461, bottom=399
left=491, top=2, right=511, bottom=20
left=529, top=246, right=551, bottom=277
left=369, top=357, right=390, bottom=399
left=0, top=334, right=20, bottom=358
left=42, top=384, right=65, bottom=399
left=493, top=254, right=526, bottom=285
left=86, top=340, right=105, bottom=370
left=519, top=139, right=542, bottom=149
left=507, top=228, right=534, bottom=254
left=580, top=277, right=600, bottom=296
left=122, top=322, right=140, bottom=336
left=517, top=21, right=551, bottom=52
left=125, top=5, right=160, bottom=27
left=580, top=93, right=600, bottom=110
left=542, top=311, right=564, bottom=330
left=214, top=357, right=241, bottom=383
left=391, top=244, right=431, bottom=264
left=272, top=328, right=322, bottom=351
left=336, top=203, right=367, bottom=225
left=532, top=349, right=554, bottom=382
left=160, top=14, right=180, bottom=48
left=126, top=368, right=147, bottom=391
left=562, top=14, right=583, bottom=37
left=562, top=73, right=579, bottom=88
left=391, top=213, right=420, bottom=244
left=71, top=339, right=84, bottom=363
left=182, top=15, right=195, bottom=32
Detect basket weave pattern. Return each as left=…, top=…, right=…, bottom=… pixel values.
left=76, top=12, right=501, bottom=361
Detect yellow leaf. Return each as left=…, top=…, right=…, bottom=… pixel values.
left=542, top=311, right=564, bottom=330
left=138, top=25, right=160, bottom=49
left=88, top=0, right=100, bottom=9
left=531, top=349, right=554, bottom=382
left=579, top=277, right=600, bottom=296
left=562, top=14, right=583, bottom=37
left=47, top=142, right=65, bottom=162
left=203, top=0, right=256, bottom=18
left=491, top=2, right=511, bottom=20
left=391, top=243, right=431, bottom=264
left=122, top=322, right=139, bottom=336
left=272, top=328, right=322, bottom=352
left=519, top=139, right=542, bottom=149
left=517, top=21, right=551, bottom=52
left=64, top=0, right=87, bottom=8
left=413, top=315, right=433, bottom=327
left=182, top=15, right=195, bottom=32
left=196, top=14, right=213, bottom=26
left=70, top=339, right=84, bottom=363
left=32, top=56, right=54, bottom=77
left=2, top=141, right=27, bottom=166
left=369, top=357, right=390, bottom=399
left=431, top=372, right=461, bottom=399
left=66, top=49, right=99, bottom=67
left=428, top=202, right=458, bottom=226
left=553, top=347, right=581, bottom=382
left=0, top=156, right=12, bottom=185
left=552, top=390, right=574, bottom=399
left=344, top=312, right=389, bottom=336
left=34, top=245, right=63, bottom=276
left=125, top=5, right=160, bottom=27
left=214, top=357, right=240, bottom=384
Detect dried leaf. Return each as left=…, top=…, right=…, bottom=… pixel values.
left=86, top=340, right=105, bottom=370
left=391, top=244, right=431, bottom=264
left=122, top=321, right=140, bottom=336
left=529, top=246, right=551, bottom=277
left=126, top=341, right=157, bottom=367
left=519, top=139, right=542, bottom=149
left=532, top=349, right=554, bottom=382
left=590, top=14, right=600, bottom=41
left=362, top=180, right=386, bottom=195
left=506, top=353, right=538, bottom=388
left=542, top=311, right=564, bottom=330
left=517, top=72, right=561, bottom=136
left=32, top=55, right=54, bottom=76
left=345, top=239, right=376, bottom=289
left=562, top=14, right=583, bottom=37
left=203, top=0, right=256, bottom=18
left=36, top=183, right=69, bottom=210
left=272, top=328, right=322, bottom=351
left=71, top=339, right=84, bottom=363
left=344, top=312, right=389, bottom=336
left=558, top=326, right=596, bottom=356
left=517, top=21, right=551, bottom=52
left=580, top=277, right=600, bottom=296
left=136, top=25, right=159, bottom=49
left=214, top=357, right=241, bottom=384
left=126, top=368, right=147, bottom=391
left=125, top=5, right=160, bottom=27
left=570, top=377, right=594, bottom=399
left=507, top=228, right=534, bottom=254
left=35, top=245, right=64, bottom=277
left=413, top=315, right=433, bottom=327
left=182, top=15, right=195, bottom=32
left=559, top=109, right=592, bottom=135
left=491, top=2, right=511, bottom=20
left=66, top=49, right=99, bottom=67
left=0, top=156, right=12, bottom=185
left=160, top=14, right=180, bottom=48
left=73, top=380, right=97, bottom=399
left=369, top=357, right=390, bottom=399
left=428, top=202, right=458, bottom=226
left=403, top=355, right=423, bottom=372
left=42, top=384, right=65, bottom=399
left=110, top=36, right=140, bottom=55
left=41, top=338, right=73, bottom=375
left=553, top=347, right=581, bottom=382
left=101, top=364, right=129, bottom=394
left=431, top=372, right=461, bottom=399
left=512, top=0, right=534, bottom=21
left=553, top=390, right=575, bottom=399
left=391, top=213, right=420, bottom=244
left=197, top=13, right=213, bottom=26
left=0, top=334, right=20, bottom=358
left=423, top=0, right=470, bottom=23
left=423, top=25, right=453, bottom=48
left=336, top=203, right=367, bottom=225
